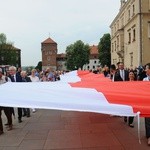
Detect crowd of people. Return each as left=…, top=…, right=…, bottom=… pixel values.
left=0, top=62, right=150, bottom=146
left=92, top=62, right=150, bottom=146
left=0, top=66, right=63, bottom=135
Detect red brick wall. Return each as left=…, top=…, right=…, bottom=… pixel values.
left=41, top=43, right=57, bottom=67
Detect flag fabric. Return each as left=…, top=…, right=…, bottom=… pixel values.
left=0, top=70, right=150, bottom=117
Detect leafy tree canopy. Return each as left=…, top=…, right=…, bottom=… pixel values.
left=35, top=61, right=42, bottom=71
left=0, top=33, right=17, bottom=66
left=65, top=40, right=90, bottom=70
left=0, top=33, right=7, bottom=44
left=98, top=33, right=111, bottom=67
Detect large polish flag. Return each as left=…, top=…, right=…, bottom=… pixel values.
left=0, top=70, right=150, bottom=117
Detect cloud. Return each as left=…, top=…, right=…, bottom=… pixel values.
left=0, top=0, right=120, bottom=66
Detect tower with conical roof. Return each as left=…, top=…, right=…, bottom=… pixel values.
left=41, top=37, right=57, bottom=70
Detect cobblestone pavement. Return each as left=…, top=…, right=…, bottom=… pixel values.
left=0, top=109, right=149, bottom=150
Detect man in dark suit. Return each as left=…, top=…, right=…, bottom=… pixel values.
left=117, top=62, right=129, bottom=123
left=116, top=62, right=129, bottom=81
left=110, top=63, right=129, bottom=81
left=8, top=66, right=23, bottom=123
left=110, top=64, right=122, bottom=81
left=110, top=63, right=129, bottom=123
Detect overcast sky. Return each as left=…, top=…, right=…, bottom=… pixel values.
left=0, top=0, right=120, bottom=66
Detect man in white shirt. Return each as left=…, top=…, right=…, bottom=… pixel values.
left=28, top=69, right=39, bottom=113
left=8, top=66, right=23, bottom=123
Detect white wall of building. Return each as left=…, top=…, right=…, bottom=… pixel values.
left=83, top=59, right=100, bottom=70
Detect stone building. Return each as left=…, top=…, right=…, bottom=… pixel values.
left=110, top=0, right=150, bottom=68
left=82, top=45, right=100, bottom=70
left=56, top=53, right=66, bottom=71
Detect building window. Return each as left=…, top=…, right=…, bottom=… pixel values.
left=149, top=0, right=150, bottom=10
left=128, top=32, right=131, bottom=44
left=121, top=17, right=124, bottom=28
left=117, top=20, right=119, bottom=30
left=112, top=43, right=114, bottom=52
left=132, top=5, right=135, bottom=16
left=114, top=24, right=117, bottom=33
left=133, top=28, right=136, bottom=41
left=130, top=52, right=133, bottom=67
left=128, top=9, right=131, bottom=21
left=94, top=61, right=97, bottom=64
left=117, top=36, right=119, bottom=51
left=113, top=59, right=117, bottom=65
left=114, top=41, right=116, bottom=51
left=112, top=27, right=114, bottom=36
left=93, top=66, right=95, bottom=69
left=87, top=66, right=90, bottom=69
left=148, top=22, right=150, bottom=38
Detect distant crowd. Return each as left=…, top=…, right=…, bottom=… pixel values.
left=91, top=62, right=147, bottom=81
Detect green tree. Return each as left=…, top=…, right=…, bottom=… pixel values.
left=65, top=40, right=90, bottom=70
left=98, top=33, right=111, bottom=67
left=0, top=33, right=7, bottom=44
left=35, top=61, right=42, bottom=71
left=65, top=44, right=75, bottom=70
left=0, top=33, right=17, bottom=66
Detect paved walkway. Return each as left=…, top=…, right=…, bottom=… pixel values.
left=0, top=109, right=149, bottom=150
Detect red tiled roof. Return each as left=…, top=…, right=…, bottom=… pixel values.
left=57, top=53, right=66, bottom=58
left=90, top=45, right=98, bottom=54
left=42, top=37, right=57, bottom=44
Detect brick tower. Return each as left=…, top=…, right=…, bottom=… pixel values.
left=41, top=37, right=57, bottom=70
